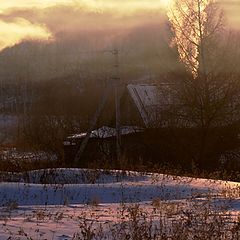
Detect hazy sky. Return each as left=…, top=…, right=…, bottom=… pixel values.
left=0, top=0, right=239, bottom=51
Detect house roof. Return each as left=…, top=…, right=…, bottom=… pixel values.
left=64, top=126, right=144, bottom=145
left=127, top=83, right=172, bottom=127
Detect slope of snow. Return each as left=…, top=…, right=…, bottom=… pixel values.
left=0, top=168, right=239, bottom=206
left=0, top=168, right=240, bottom=239
left=0, top=169, right=231, bottom=204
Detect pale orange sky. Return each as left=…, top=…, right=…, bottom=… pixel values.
left=0, top=0, right=239, bottom=51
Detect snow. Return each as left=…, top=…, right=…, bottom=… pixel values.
left=0, top=149, right=57, bottom=163
left=0, top=168, right=240, bottom=239
left=66, top=126, right=143, bottom=141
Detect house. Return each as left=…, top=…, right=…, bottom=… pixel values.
left=63, top=83, right=184, bottom=165
left=64, top=126, right=145, bottom=166
left=64, top=83, right=240, bottom=167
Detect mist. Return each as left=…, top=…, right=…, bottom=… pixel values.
left=0, top=0, right=239, bottom=87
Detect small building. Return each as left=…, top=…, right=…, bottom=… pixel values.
left=63, top=83, right=183, bottom=165
left=64, top=126, right=145, bottom=166
left=64, top=83, right=239, bottom=167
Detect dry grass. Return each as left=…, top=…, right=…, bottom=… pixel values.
left=71, top=201, right=240, bottom=240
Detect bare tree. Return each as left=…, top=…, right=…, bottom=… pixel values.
left=167, top=0, right=240, bottom=168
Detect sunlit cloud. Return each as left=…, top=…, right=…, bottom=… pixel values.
left=0, top=0, right=239, bottom=51
left=0, top=0, right=169, bottom=51
left=0, top=0, right=69, bottom=12
left=0, top=0, right=170, bottom=51
left=0, top=18, right=52, bottom=51
left=0, top=0, right=169, bottom=14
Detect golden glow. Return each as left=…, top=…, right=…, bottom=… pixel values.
left=161, top=0, right=173, bottom=8
left=0, top=0, right=170, bottom=51
left=167, top=0, right=210, bottom=77
left=0, top=0, right=170, bottom=14
left=0, top=19, right=52, bottom=51
left=0, top=0, right=238, bottom=52
left=0, top=0, right=170, bottom=50
left=0, top=0, right=69, bottom=11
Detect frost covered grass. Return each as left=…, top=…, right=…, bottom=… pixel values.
left=0, top=168, right=240, bottom=239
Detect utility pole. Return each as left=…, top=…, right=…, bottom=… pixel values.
left=74, top=48, right=121, bottom=165
left=73, top=85, right=111, bottom=165
left=113, top=48, right=121, bottom=162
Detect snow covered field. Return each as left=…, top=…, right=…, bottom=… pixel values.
left=1, top=169, right=240, bottom=239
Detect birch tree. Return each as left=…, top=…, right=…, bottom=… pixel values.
left=167, top=0, right=240, bottom=168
